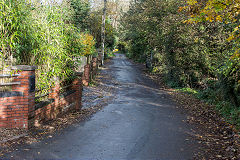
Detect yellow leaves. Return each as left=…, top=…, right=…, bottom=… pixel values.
left=206, top=15, right=214, bottom=22
left=183, top=0, right=240, bottom=43
left=227, top=26, right=240, bottom=42
left=233, top=25, right=240, bottom=33
left=215, top=15, right=222, bottom=22
left=227, top=34, right=235, bottom=42
left=234, top=50, right=239, bottom=57
left=178, top=6, right=184, bottom=12
left=184, top=0, right=236, bottom=23
left=194, top=37, right=199, bottom=43
left=230, top=49, right=240, bottom=68
left=113, top=49, right=118, bottom=52
left=80, top=33, right=96, bottom=56
left=187, top=0, right=198, bottom=5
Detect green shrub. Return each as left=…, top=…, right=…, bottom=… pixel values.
left=120, top=0, right=240, bottom=125
left=0, top=0, right=97, bottom=91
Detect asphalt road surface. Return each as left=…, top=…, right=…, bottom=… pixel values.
left=2, top=54, right=199, bottom=160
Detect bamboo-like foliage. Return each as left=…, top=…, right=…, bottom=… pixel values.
left=0, top=0, right=96, bottom=92
left=0, top=0, right=31, bottom=91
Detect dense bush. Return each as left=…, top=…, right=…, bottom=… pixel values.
left=120, top=0, right=240, bottom=122
left=0, top=0, right=96, bottom=90
left=0, top=0, right=32, bottom=66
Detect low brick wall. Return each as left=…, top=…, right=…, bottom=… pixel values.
left=82, top=57, right=99, bottom=86
left=34, top=76, right=83, bottom=126
left=34, top=90, right=80, bottom=126
left=0, top=57, right=98, bottom=129
left=0, top=66, right=83, bottom=129
left=92, top=57, right=98, bottom=79
left=0, top=92, right=25, bottom=128
left=82, top=64, right=91, bottom=86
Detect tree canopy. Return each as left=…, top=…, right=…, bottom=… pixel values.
left=120, top=0, right=240, bottom=123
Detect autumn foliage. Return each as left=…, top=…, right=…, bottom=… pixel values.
left=121, top=0, right=240, bottom=126
left=183, top=0, right=240, bottom=53
left=81, top=33, right=96, bottom=56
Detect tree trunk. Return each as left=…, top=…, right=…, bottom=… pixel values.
left=101, top=0, right=107, bottom=65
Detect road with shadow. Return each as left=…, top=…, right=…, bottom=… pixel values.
left=2, top=53, right=199, bottom=160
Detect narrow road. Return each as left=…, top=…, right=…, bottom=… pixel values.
left=3, top=54, right=199, bottom=160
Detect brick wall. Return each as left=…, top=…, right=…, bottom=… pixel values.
left=82, top=64, right=91, bottom=86
left=0, top=66, right=36, bottom=129
left=0, top=66, right=83, bottom=129
left=34, top=75, right=82, bottom=125
left=82, top=57, right=99, bottom=86
left=0, top=58, right=98, bottom=129
left=92, top=57, right=98, bottom=78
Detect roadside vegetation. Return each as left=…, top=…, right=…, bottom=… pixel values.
left=0, top=0, right=117, bottom=92
left=120, top=0, right=240, bottom=127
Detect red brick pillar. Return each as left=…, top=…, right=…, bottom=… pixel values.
left=98, top=52, right=102, bottom=66
left=72, top=72, right=83, bottom=111
left=82, top=64, right=91, bottom=86
left=9, top=65, right=37, bottom=129
left=48, top=82, right=60, bottom=119
left=90, top=60, right=93, bottom=81
left=92, top=57, right=98, bottom=77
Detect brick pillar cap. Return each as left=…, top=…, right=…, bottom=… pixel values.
left=11, top=65, right=38, bottom=71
